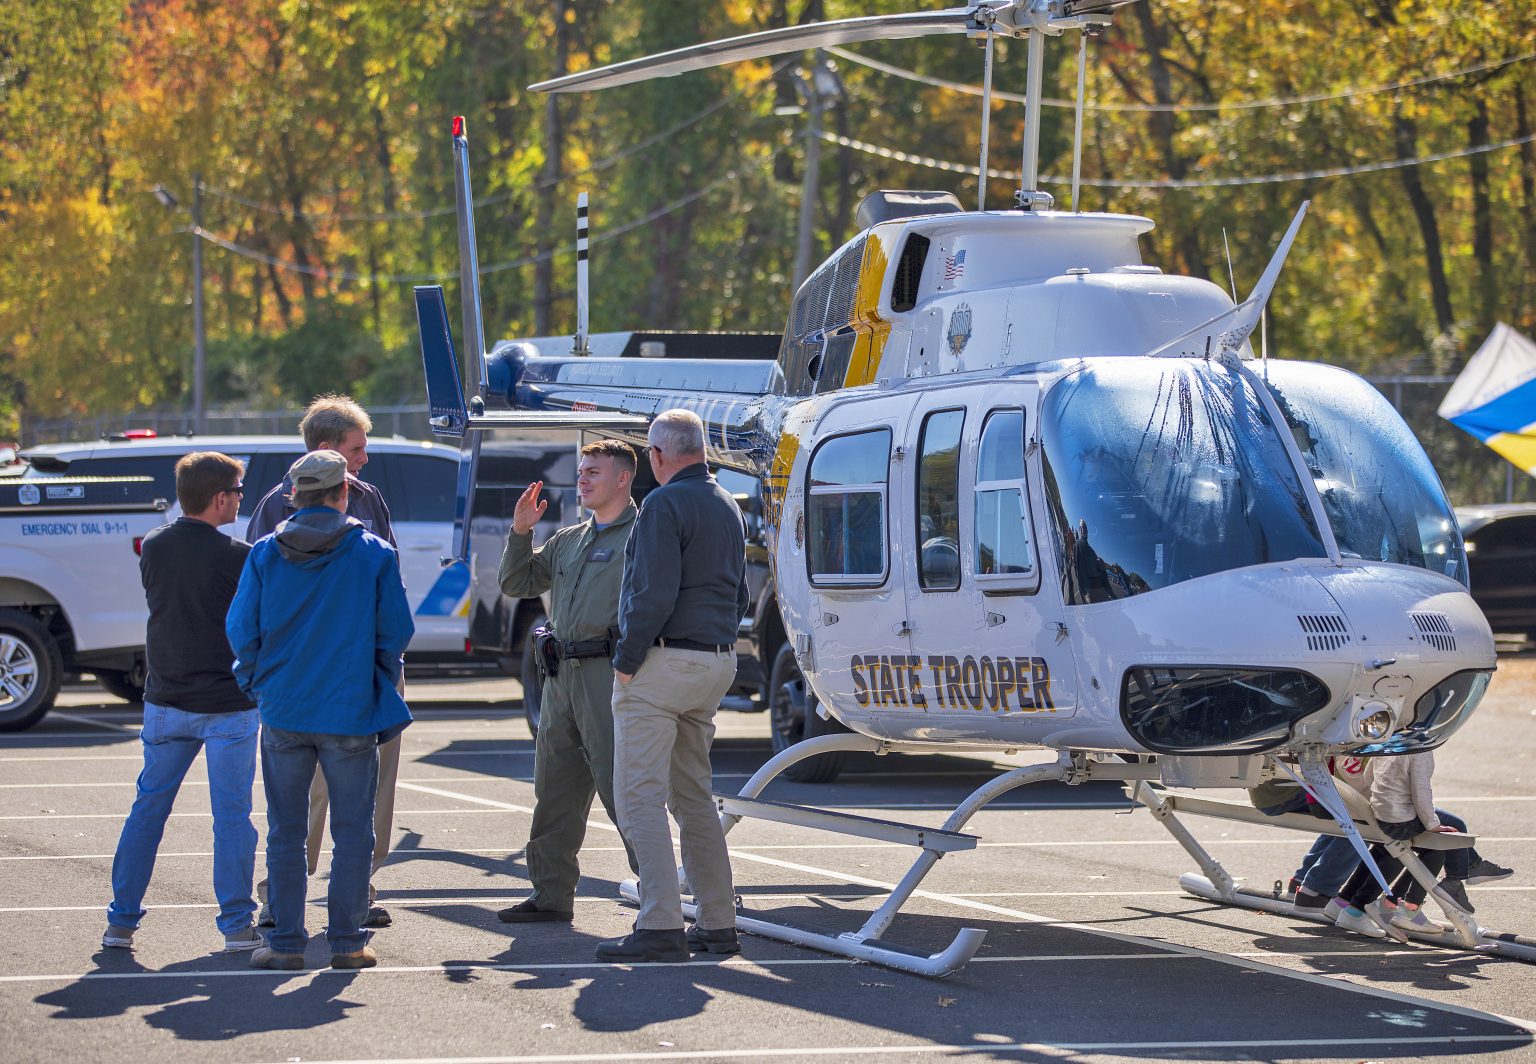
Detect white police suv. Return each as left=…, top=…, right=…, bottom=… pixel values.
left=0, top=433, right=466, bottom=730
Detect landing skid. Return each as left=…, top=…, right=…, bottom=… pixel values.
left=1131, top=781, right=1536, bottom=964
left=618, top=737, right=1156, bottom=977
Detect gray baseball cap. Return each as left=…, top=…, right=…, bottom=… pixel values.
left=288, top=449, right=348, bottom=492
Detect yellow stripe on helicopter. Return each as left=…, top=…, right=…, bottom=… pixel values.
left=842, top=223, right=900, bottom=389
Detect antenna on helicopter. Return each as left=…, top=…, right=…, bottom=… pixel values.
left=574, top=192, right=591, bottom=356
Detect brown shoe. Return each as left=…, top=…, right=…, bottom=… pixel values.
left=331, top=945, right=378, bottom=970
left=250, top=946, right=305, bottom=970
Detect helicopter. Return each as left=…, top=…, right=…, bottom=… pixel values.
left=414, top=0, right=1530, bottom=975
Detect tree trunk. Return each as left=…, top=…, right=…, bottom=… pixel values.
left=1392, top=111, right=1454, bottom=335
left=1468, top=99, right=1495, bottom=333
left=1516, top=83, right=1536, bottom=320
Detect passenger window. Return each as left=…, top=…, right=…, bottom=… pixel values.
left=807, top=428, right=890, bottom=585
left=974, top=409, right=1037, bottom=590
left=387, top=454, right=457, bottom=523
left=916, top=409, right=964, bottom=590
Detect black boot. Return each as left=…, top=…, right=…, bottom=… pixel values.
left=595, top=928, right=689, bottom=963
left=686, top=924, right=740, bottom=954
left=497, top=898, right=574, bottom=923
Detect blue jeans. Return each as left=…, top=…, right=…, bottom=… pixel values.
left=1295, top=834, right=1360, bottom=896
left=261, top=727, right=378, bottom=954
left=1436, top=808, right=1474, bottom=880
left=108, top=703, right=259, bottom=934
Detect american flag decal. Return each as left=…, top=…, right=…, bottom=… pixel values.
left=943, top=249, right=966, bottom=280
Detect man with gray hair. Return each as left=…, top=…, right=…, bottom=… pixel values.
left=246, top=393, right=401, bottom=930
left=596, top=409, right=750, bottom=963
left=228, top=450, right=413, bottom=970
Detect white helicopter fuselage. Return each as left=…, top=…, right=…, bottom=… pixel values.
left=465, top=204, right=1495, bottom=766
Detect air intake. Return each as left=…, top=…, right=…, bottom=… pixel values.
left=1297, top=614, right=1350, bottom=652
left=1410, top=611, right=1456, bottom=653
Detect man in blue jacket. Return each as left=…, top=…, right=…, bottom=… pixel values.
left=227, top=449, right=413, bottom=971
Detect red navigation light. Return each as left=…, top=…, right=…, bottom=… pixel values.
left=452, top=115, right=464, bottom=138
left=122, top=429, right=158, bottom=439
left=132, top=536, right=145, bottom=556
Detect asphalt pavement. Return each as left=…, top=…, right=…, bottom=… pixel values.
left=3, top=667, right=1535, bottom=1064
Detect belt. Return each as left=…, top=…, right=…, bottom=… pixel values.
left=654, top=636, right=733, bottom=653
left=554, top=636, right=612, bottom=660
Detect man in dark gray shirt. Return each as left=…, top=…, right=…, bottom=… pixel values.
left=597, top=409, right=749, bottom=964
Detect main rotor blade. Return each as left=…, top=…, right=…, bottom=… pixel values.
left=531, top=8, right=979, bottom=94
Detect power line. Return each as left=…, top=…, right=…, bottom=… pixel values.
left=825, top=45, right=1536, bottom=113
left=821, top=129, right=1536, bottom=188
left=190, top=163, right=762, bottom=284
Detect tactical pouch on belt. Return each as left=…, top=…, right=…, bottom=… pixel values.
left=532, top=625, right=560, bottom=679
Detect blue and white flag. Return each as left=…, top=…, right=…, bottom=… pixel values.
left=1439, top=322, right=1536, bottom=478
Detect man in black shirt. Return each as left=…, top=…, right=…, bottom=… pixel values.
left=103, top=452, right=261, bottom=953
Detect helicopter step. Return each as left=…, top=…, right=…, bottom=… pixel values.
left=712, top=794, right=979, bottom=854
left=1128, top=782, right=1536, bottom=964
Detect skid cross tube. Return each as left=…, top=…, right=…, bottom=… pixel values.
left=1139, top=782, right=1536, bottom=963
left=620, top=741, right=1079, bottom=977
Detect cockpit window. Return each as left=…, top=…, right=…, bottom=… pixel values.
left=1041, top=360, right=1326, bottom=603
left=1260, top=361, right=1467, bottom=584
left=974, top=409, right=1039, bottom=590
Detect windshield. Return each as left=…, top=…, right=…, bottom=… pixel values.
left=1260, top=361, right=1466, bottom=584
left=1041, top=360, right=1326, bottom=603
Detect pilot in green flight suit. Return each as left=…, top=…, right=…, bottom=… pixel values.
left=494, top=439, right=640, bottom=922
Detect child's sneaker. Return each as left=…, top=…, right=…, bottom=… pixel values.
left=1364, top=899, right=1410, bottom=942
left=1323, top=897, right=1350, bottom=923
left=1438, top=878, right=1476, bottom=914
left=1293, top=889, right=1330, bottom=914
left=1464, top=859, right=1514, bottom=886
left=101, top=924, right=135, bottom=949
left=223, top=926, right=263, bottom=952
left=1391, top=904, right=1446, bottom=934
left=1334, top=905, right=1386, bottom=938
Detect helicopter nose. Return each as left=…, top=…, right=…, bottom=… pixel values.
left=1098, top=559, right=1494, bottom=757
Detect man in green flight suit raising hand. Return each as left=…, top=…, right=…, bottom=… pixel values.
left=496, top=439, right=641, bottom=924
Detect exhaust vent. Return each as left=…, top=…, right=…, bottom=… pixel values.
left=1297, top=613, right=1350, bottom=652
left=1410, top=611, right=1456, bottom=653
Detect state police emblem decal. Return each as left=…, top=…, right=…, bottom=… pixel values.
left=946, top=303, right=973, bottom=358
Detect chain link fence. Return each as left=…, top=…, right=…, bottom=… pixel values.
left=17, top=377, right=1536, bottom=506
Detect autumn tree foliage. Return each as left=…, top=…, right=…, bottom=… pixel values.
left=1, top=0, right=1532, bottom=444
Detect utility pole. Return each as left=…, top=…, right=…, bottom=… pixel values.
left=191, top=174, right=206, bottom=434
left=792, top=52, right=842, bottom=292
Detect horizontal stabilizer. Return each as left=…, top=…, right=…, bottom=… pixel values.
left=414, top=285, right=469, bottom=438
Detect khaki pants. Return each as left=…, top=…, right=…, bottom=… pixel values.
left=525, top=657, right=639, bottom=910
left=611, top=645, right=737, bottom=930
left=306, top=733, right=400, bottom=877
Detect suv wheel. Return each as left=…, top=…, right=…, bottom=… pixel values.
left=766, top=642, right=846, bottom=784
left=520, top=613, right=547, bottom=738
left=0, top=609, right=63, bottom=732
left=96, top=668, right=146, bottom=704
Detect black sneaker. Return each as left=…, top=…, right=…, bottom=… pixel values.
left=1292, top=889, right=1330, bottom=911
left=1464, top=859, right=1514, bottom=886
left=1438, top=878, right=1476, bottom=915
left=595, top=928, right=689, bottom=963
left=686, top=924, right=741, bottom=954
left=497, top=899, right=574, bottom=924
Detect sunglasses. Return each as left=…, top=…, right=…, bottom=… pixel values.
left=224, top=483, right=245, bottom=496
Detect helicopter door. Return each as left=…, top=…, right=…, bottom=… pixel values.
left=905, top=391, right=1078, bottom=740
left=799, top=399, right=916, bottom=740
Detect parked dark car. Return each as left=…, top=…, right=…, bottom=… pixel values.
left=1456, top=503, right=1536, bottom=641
